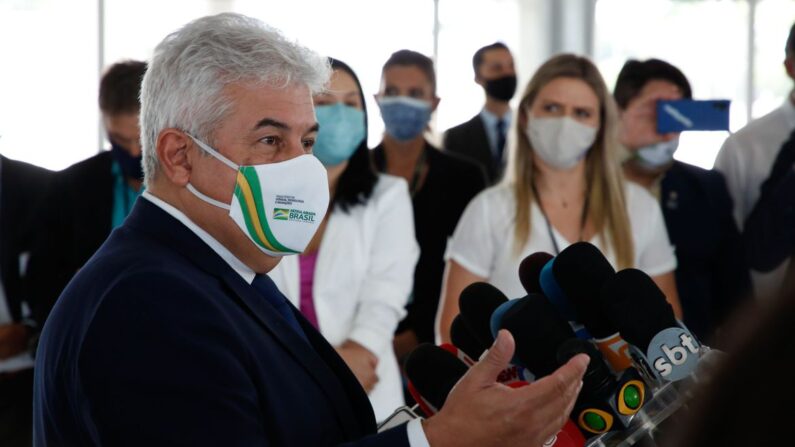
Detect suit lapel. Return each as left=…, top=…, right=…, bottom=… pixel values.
left=126, top=199, right=373, bottom=438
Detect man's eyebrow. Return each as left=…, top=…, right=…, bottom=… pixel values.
left=253, top=118, right=290, bottom=131
left=308, top=123, right=320, bottom=134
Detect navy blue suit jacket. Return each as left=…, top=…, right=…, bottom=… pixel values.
left=33, top=198, right=409, bottom=446
left=660, top=162, right=751, bottom=341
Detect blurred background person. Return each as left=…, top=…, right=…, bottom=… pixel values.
left=437, top=54, right=681, bottom=343
left=269, top=58, right=419, bottom=421
left=714, top=22, right=795, bottom=298
left=614, top=58, right=751, bottom=343
left=0, top=154, right=52, bottom=447
left=444, top=42, right=517, bottom=184
left=371, top=50, right=486, bottom=360
left=26, top=60, right=147, bottom=329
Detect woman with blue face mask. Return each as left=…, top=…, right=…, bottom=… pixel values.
left=615, top=59, right=751, bottom=342
left=370, top=50, right=487, bottom=361
left=437, top=54, right=684, bottom=344
left=267, top=58, right=420, bottom=422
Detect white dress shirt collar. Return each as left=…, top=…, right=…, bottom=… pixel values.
left=782, top=92, right=795, bottom=129
left=142, top=192, right=256, bottom=284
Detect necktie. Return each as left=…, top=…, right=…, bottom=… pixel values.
left=495, top=118, right=507, bottom=166
left=251, top=274, right=308, bottom=342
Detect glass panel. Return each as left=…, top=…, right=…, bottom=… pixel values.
left=0, top=0, right=99, bottom=170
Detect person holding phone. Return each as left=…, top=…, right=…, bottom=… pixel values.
left=614, top=58, right=751, bottom=343
left=436, top=54, right=681, bottom=343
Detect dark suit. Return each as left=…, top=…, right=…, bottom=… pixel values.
left=0, top=155, right=52, bottom=447
left=1, top=155, right=53, bottom=324
left=33, top=198, right=410, bottom=446
left=25, top=151, right=114, bottom=329
left=660, top=161, right=751, bottom=342
left=443, top=114, right=501, bottom=184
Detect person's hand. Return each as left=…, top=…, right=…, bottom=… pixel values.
left=619, top=87, right=681, bottom=150
left=0, top=323, right=32, bottom=359
left=393, top=329, right=419, bottom=363
left=422, top=330, right=589, bottom=447
left=337, top=340, right=379, bottom=392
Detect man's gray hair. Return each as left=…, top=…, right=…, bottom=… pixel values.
left=140, top=13, right=331, bottom=185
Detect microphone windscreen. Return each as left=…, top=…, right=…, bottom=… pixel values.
left=498, top=294, right=576, bottom=377
left=556, top=338, right=613, bottom=397
left=459, top=282, right=508, bottom=347
left=600, top=268, right=678, bottom=351
left=450, top=314, right=488, bottom=360
left=405, top=344, right=468, bottom=410
left=518, top=252, right=554, bottom=294
left=553, top=242, right=617, bottom=338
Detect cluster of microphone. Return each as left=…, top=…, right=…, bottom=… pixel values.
left=403, top=242, right=705, bottom=443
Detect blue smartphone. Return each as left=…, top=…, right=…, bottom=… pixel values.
left=656, top=99, right=731, bottom=133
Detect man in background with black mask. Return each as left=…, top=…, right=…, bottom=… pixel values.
left=443, top=42, right=516, bottom=184
left=26, top=60, right=147, bottom=330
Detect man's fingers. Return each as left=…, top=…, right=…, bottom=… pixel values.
left=459, top=330, right=515, bottom=388
left=519, top=354, right=589, bottom=418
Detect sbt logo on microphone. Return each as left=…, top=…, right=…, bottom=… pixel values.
left=646, top=327, right=700, bottom=382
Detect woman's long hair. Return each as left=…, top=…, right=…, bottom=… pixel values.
left=503, top=54, right=634, bottom=268
left=327, top=58, right=378, bottom=213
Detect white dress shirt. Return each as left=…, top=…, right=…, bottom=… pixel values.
left=141, top=191, right=429, bottom=446
left=714, top=96, right=795, bottom=298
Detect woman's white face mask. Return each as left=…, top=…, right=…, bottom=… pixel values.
left=186, top=135, right=329, bottom=257
left=525, top=115, right=598, bottom=170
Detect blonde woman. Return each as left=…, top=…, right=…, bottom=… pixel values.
left=436, top=54, right=682, bottom=343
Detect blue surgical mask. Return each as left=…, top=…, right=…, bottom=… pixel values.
left=377, top=96, right=431, bottom=141
left=313, top=103, right=366, bottom=166
left=635, top=138, right=679, bottom=170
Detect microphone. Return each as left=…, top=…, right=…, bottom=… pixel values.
left=439, top=342, right=476, bottom=367
left=542, top=242, right=633, bottom=372
left=404, top=343, right=468, bottom=416
left=557, top=339, right=649, bottom=438
left=518, top=251, right=554, bottom=294
left=494, top=294, right=576, bottom=378
left=450, top=314, right=488, bottom=362
left=600, top=268, right=701, bottom=385
left=458, top=282, right=508, bottom=348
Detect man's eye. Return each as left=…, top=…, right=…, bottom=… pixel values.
left=302, top=138, right=315, bottom=151
left=261, top=136, right=279, bottom=145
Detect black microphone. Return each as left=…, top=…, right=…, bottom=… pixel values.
left=600, top=268, right=701, bottom=385
left=404, top=343, right=468, bottom=416
left=518, top=251, right=554, bottom=294
left=494, top=294, right=576, bottom=378
left=542, top=242, right=633, bottom=372
left=450, top=314, right=489, bottom=361
left=557, top=339, right=649, bottom=438
left=458, top=282, right=508, bottom=348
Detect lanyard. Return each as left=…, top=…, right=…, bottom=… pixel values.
left=531, top=182, right=589, bottom=255
left=409, top=148, right=427, bottom=197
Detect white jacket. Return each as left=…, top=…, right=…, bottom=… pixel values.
left=269, top=174, right=419, bottom=421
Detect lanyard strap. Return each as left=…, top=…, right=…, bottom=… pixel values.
left=531, top=182, right=589, bottom=255
left=409, top=148, right=427, bottom=197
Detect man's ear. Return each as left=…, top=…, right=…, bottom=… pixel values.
left=155, top=129, right=192, bottom=187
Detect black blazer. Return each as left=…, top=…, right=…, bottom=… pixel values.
left=33, top=198, right=410, bottom=446
left=26, top=151, right=114, bottom=328
left=443, top=114, right=502, bottom=184
left=660, top=161, right=752, bottom=341
left=0, top=155, right=52, bottom=322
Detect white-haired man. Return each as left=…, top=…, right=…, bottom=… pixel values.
left=33, top=13, right=587, bottom=447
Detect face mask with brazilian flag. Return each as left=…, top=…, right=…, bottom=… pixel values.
left=186, top=134, right=329, bottom=257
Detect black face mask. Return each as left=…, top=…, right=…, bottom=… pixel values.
left=484, top=75, right=517, bottom=102
left=110, top=139, right=144, bottom=180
